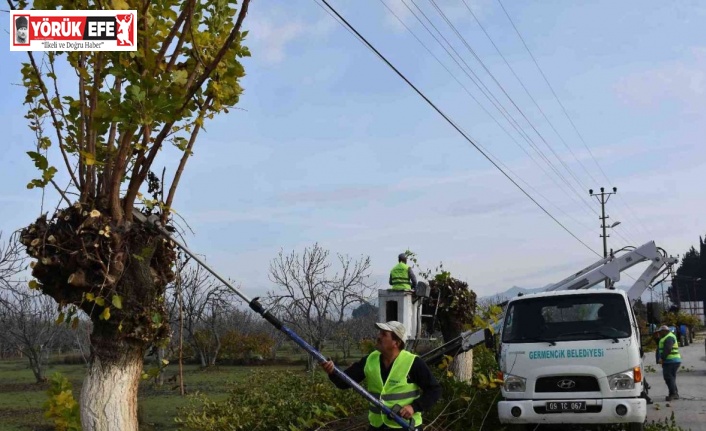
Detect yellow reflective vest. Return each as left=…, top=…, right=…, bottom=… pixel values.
left=364, top=350, right=422, bottom=428
left=390, top=263, right=411, bottom=291
left=658, top=331, right=681, bottom=363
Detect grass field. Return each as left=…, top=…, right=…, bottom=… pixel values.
left=0, top=345, right=367, bottom=431
left=0, top=358, right=313, bottom=431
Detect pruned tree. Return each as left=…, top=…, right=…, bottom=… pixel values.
left=266, top=243, right=375, bottom=369
left=411, top=254, right=477, bottom=383
left=8, top=0, right=252, bottom=428
left=429, top=271, right=476, bottom=382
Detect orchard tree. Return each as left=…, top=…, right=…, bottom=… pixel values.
left=266, top=243, right=375, bottom=370
left=0, top=285, right=63, bottom=383
left=8, top=0, right=252, bottom=429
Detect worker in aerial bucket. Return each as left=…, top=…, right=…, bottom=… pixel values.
left=389, top=253, right=417, bottom=291
left=321, top=321, right=441, bottom=430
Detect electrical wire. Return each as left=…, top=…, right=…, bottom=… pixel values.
left=316, top=0, right=601, bottom=257
left=377, top=0, right=596, bottom=234
left=496, top=0, right=652, bottom=239
left=460, top=0, right=593, bottom=188
left=427, top=0, right=598, bottom=216
left=458, top=0, right=641, bottom=250
left=405, top=0, right=637, bottom=251
left=399, top=0, right=599, bottom=220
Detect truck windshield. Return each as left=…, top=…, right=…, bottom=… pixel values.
left=502, top=293, right=632, bottom=343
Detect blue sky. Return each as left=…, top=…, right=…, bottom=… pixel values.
left=1, top=0, right=705, bottom=301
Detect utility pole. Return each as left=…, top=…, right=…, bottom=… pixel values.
left=590, top=187, right=617, bottom=288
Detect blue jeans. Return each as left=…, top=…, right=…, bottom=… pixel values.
left=662, top=362, right=680, bottom=395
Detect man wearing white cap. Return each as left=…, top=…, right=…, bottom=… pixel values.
left=321, top=321, right=441, bottom=430
left=655, top=325, right=682, bottom=401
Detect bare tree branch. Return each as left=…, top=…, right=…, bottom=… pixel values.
left=0, top=231, right=26, bottom=292
left=266, top=243, right=375, bottom=369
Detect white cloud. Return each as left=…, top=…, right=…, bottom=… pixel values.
left=247, top=8, right=336, bottom=65
left=249, top=19, right=306, bottom=64
left=615, top=47, right=706, bottom=112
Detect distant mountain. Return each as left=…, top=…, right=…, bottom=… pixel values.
left=480, top=285, right=548, bottom=302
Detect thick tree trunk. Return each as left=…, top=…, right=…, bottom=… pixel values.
left=451, top=349, right=473, bottom=383
left=440, top=320, right=474, bottom=383
left=80, top=340, right=144, bottom=431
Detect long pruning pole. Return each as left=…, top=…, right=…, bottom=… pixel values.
left=132, top=210, right=415, bottom=430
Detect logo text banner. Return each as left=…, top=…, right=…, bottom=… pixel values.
left=10, top=10, right=137, bottom=52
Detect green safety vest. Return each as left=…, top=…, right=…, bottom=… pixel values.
left=364, top=350, right=422, bottom=428
left=658, top=332, right=681, bottom=362
left=390, top=263, right=411, bottom=291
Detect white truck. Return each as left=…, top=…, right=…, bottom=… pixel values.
left=418, top=241, right=677, bottom=431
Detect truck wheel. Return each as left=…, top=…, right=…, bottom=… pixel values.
left=628, top=422, right=645, bottom=431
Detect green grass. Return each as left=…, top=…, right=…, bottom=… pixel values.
left=0, top=359, right=306, bottom=431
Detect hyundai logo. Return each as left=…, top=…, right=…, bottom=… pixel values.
left=557, top=379, right=576, bottom=389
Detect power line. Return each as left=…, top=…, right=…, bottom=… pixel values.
left=496, top=0, right=607, bottom=184
left=496, top=0, right=652, bottom=240
left=400, top=0, right=599, bottom=219
left=427, top=0, right=598, bottom=216
left=459, top=0, right=602, bottom=196
left=378, top=0, right=596, bottom=229
left=377, top=0, right=596, bottom=235
left=316, top=0, right=601, bottom=257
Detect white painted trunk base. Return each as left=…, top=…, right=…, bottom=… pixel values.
left=80, top=353, right=142, bottom=431
left=451, top=349, right=474, bottom=383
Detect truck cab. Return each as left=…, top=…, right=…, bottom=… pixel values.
left=497, top=289, right=645, bottom=430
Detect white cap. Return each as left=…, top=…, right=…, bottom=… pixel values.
left=375, top=321, right=407, bottom=343
left=657, top=325, right=671, bottom=332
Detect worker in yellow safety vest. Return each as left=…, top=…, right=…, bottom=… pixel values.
left=389, top=253, right=417, bottom=291
left=655, top=325, right=682, bottom=401
left=321, top=321, right=441, bottom=430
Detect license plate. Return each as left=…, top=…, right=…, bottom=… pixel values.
left=545, top=401, right=587, bottom=412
